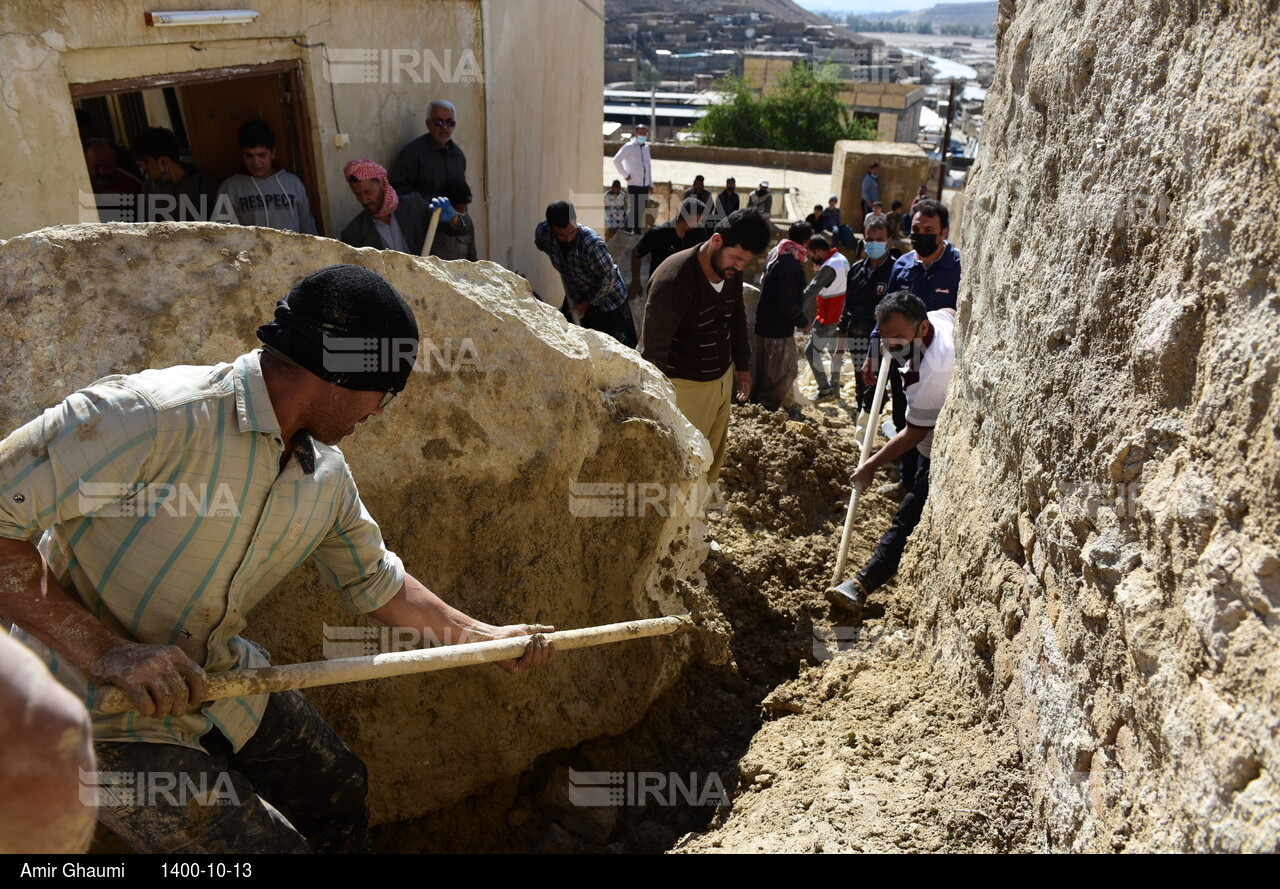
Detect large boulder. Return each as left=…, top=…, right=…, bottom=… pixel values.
left=0, top=223, right=712, bottom=824
left=906, top=1, right=1280, bottom=852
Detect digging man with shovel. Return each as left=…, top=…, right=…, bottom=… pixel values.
left=827, top=290, right=957, bottom=620
left=0, top=264, right=554, bottom=853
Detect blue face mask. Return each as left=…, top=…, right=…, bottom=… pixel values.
left=636, top=135, right=648, bottom=144
left=865, top=241, right=888, bottom=259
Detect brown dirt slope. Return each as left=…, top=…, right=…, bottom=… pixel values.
left=377, top=393, right=1036, bottom=852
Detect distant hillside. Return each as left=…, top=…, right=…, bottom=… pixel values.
left=606, top=0, right=831, bottom=28
left=896, top=2, right=998, bottom=28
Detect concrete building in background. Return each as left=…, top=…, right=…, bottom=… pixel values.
left=0, top=0, right=603, bottom=306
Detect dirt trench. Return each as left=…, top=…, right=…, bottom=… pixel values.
left=375, top=388, right=1040, bottom=854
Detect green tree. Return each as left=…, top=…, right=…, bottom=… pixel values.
left=633, top=60, right=661, bottom=90
left=695, top=65, right=876, bottom=153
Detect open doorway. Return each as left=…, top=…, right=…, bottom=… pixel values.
left=72, top=60, right=326, bottom=234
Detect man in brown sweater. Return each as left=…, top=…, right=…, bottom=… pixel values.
left=640, top=208, right=772, bottom=484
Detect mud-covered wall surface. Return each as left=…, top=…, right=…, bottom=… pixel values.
left=0, top=223, right=713, bottom=826
left=903, top=0, right=1280, bottom=851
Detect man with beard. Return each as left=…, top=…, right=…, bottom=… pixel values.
left=713, top=177, right=740, bottom=224
left=340, top=158, right=454, bottom=255
left=640, top=208, right=771, bottom=485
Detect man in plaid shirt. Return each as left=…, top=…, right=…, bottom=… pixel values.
left=535, top=200, right=636, bottom=348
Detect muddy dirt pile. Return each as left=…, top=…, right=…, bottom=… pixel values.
left=376, top=397, right=1037, bottom=852
left=900, top=0, right=1280, bottom=851
left=0, top=222, right=712, bottom=825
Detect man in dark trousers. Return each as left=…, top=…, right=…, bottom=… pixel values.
left=835, top=218, right=895, bottom=413
left=639, top=209, right=771, bottom=484
left=612, top=124, right=653, bottom=233
left=752, top=221, right=812, bottom=410
left=534, top=200, right=636, bottom=348
left=829, top=291, right=957, bottom=619
left=0, top=265, right=554, bottom=852
left=860, top=198, right=960, bottom=497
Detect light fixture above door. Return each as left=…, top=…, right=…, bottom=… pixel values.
left=144, top=10, right=259, bottom=27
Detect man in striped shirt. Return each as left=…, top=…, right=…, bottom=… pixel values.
left=0, top=265, right=553, bottom=853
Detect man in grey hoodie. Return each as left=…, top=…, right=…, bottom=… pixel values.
left=217, top=120, right=317, bottom=235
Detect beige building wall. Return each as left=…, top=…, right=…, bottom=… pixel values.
left=0, top=0, right=602, bottom=304
left=830, top=139, right=930, bottom=233
left=481, top=0, right=603, bottom=296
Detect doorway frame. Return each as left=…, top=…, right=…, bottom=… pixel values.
left=70, top=60, right=325, bottom=234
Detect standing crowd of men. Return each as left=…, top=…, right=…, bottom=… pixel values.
left=81, top=100, right=477, bottom=262
left=49, top=108, right=962, bottom=854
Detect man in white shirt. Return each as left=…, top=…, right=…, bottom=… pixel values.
left=612, top=125, right=653, bottom=233
left=827, top=290, right=957, bottom=619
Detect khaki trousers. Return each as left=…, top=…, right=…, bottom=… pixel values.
left=670, top=367, right=734, bottom=484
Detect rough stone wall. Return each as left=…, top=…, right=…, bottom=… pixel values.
left=904, top=0, right=1280, bottom=851
left=0, top=223, right=710, bottom=825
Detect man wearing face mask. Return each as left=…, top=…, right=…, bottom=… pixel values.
left=833, top=219, right=895, bottom=413
left=613, top=125, right=653, bottom=233
left=134, top=127, right=228, bottom=223
left=828, top=291, right=957, bottom=620
left=860, top=198, right=960, bottom=497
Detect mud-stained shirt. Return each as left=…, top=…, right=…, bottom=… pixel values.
left=0, top=350, right=405, bottom=752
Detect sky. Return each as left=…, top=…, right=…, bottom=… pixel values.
left=794, top=1, right=949, bottom=14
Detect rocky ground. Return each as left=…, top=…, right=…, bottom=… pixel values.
left=376, top=360, right=1039, bottom=854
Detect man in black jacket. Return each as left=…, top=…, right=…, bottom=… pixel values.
left=751, top=222, right=812, bottom=410
left=388, top=99, right=466, bottom=202
left=340, top=158, right=446, bottom=255
left=835, top=218, right=896, bottom=412
left=631, top=197, right=710, bottom=293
